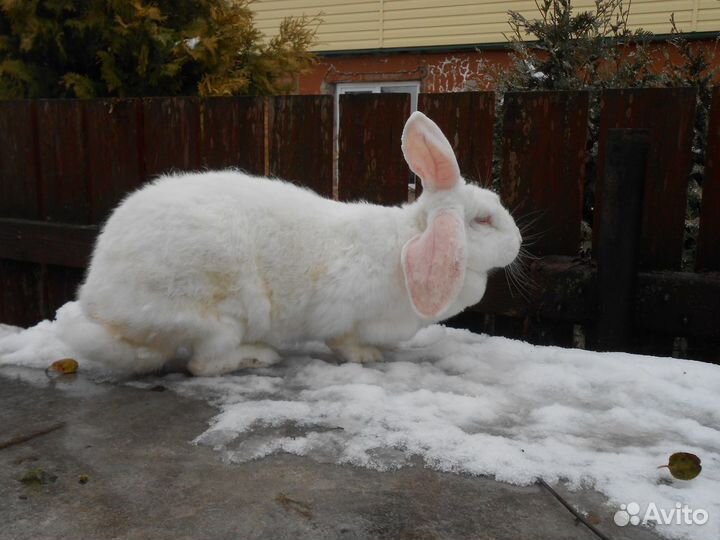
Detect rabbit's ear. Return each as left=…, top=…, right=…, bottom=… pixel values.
left=401, top=111, right=460, bottom=192
left=402, top=207, right=466, bottom=319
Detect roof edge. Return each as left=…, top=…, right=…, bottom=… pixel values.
left=314, top=31, right=720, bottom=57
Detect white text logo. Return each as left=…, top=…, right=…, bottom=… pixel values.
left=614, top=502, right=708, bottom=527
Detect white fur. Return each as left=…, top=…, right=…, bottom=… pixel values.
left=64, top=113, right=521, bottom=375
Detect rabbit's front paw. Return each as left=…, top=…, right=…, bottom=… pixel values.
left=236, top=344, right=281, bottom=369
left=328, top=338, right=384, bottom=364
left=188, top=344, right=280, bottom=376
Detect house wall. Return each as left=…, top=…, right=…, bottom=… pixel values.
left=253, top=0, right=710, bottom=52
left=296, top=39, right=720, bottom=94
left=298, top=49, right=512, bottom=93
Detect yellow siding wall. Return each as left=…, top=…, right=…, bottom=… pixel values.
left=698, top=0, right=720, bottom=32
left=253, top=0, right=382, bottom=51
left=252, top=0, right=715, bottom=52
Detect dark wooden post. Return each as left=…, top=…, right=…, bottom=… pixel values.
left=596, top=129, right=649, bottom=351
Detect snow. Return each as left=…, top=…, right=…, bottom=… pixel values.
left=184, top=37, right=200, bottom=50
left=2, top=305, right=719, bottom=540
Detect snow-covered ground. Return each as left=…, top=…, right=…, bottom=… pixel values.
left=1, top=303, right=719, bottom=540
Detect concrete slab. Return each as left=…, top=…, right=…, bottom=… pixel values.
left=0, top=370, right=661, bottom=540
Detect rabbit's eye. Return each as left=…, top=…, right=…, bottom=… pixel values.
left=473, top=215, right=493, bottom=226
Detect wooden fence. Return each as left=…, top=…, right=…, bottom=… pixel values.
left=0, top=90, right=719, bottom=361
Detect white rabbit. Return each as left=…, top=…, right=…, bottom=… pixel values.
left=59, top=111, right=521, bottom=376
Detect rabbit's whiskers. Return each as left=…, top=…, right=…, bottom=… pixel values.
left=503, top=241, right=538, bottom=302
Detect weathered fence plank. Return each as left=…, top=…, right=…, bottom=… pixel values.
left=44, top=265, right=85, bottom=320
left=418, top=92, right=495, bottom=188
left=0, top=102, right=42, bottom=326
left=268, top=95, right=333, bottom=197
left=0, top=101, right=39, bottom=220
left=596, top=88, right=697, bottom=270
left=0, top=217, right=96, bottom=324
left=0, top=219, right=97, bottom=268
left=501, top=91, right=589, bottom=257
left=635, top=271, right=720, bottom=340
left=496, top=91, right=589, bottom=346
left=338, top=94, right=410, bottom=205
left=36, top=100, right=90, bottom=224
left=201, top=97, right=265, bottom=174
left=143, top=97, right=200, bottom=180
left=86, top=99, right=144, bottom=223
left=0, top=260, right=44, bottom=328
left=697, top=86, right=720, bottom=271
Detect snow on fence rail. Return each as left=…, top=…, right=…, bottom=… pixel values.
left=0, top=90, right=718, bottom=361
